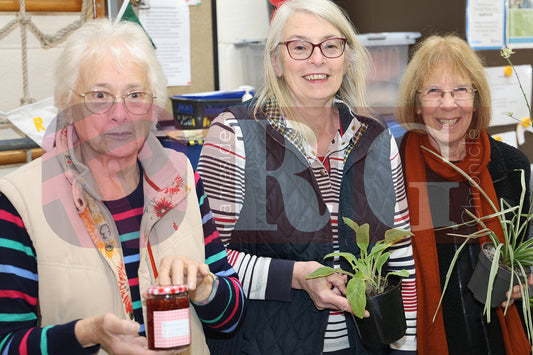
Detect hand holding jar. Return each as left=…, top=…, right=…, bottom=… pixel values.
left=157, top=255, right=218, bottom=304
left=144, top=255, right=219, bottom=351
left=75, top=313, right=184, bottom=354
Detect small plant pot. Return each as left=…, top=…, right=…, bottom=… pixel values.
left=468, top=243, right=529, bottom=308
left=354, top=274, right=406, bottom=349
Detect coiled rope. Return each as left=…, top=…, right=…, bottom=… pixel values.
left=0, top=0, right=93, bottom=106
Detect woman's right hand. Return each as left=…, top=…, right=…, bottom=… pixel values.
left=75, top=313, right=180, bottom=354
left=292, top=261, right=370, bottom=317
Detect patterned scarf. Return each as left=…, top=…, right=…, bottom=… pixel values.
left=51, top=123, right=191, bottom=319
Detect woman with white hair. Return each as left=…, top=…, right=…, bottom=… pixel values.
left=0, top=19, right=244, bottom=354
left=197, top=0, right=416, bottom=353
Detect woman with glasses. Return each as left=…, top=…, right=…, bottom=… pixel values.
left=0, top=19, right=244, bottom=354
left=197, top=0, right=416, bottom=353
left=396, top=34, right=531, bottom=354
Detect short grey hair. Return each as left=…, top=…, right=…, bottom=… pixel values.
left=54, top=18, right=167, bottom=109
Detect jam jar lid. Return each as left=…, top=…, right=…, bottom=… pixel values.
left=147, top=285, right=188, bottom=295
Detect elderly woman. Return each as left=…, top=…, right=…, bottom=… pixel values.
left=197, top=0, right=416, bottom=353
left=396, top=34, right=531, bottom=354
left=0, top=19, right=244, bottom=354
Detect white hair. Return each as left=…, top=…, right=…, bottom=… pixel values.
left=255, top=0, right=370, bottom=117
left=54, top=19, right=167, bottom=109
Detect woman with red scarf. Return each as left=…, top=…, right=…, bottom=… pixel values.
left=396, top=34, right=532, bottom=354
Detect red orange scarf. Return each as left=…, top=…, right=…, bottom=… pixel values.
left=403, top=131, right=529, bottom=355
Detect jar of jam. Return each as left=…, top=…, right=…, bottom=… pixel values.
left=146, top=285, right=190, bottom=350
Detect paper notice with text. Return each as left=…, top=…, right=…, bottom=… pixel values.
left=139, top=0, right=191, bottom=86
left=466, top=0, right=506, bottom=49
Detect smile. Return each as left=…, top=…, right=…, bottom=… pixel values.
left=304, top=74, right=328, bottom=81
left=437, top=118, right=459, bottom=127
left=107, top=131, right=134, bottom=140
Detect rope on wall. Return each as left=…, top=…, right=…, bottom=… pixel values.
left=0, top=0, right=93, bottom=106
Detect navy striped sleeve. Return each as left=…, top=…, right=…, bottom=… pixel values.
left=0, top=194, right=95, bottom=354
left=191, top=172, right=245, bottom=333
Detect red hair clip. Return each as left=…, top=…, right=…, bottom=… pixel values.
left=269, top=0, right=287, bottom=6
left=269, top=0, right=288, bottom=20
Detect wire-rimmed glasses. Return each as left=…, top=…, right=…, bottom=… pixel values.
left=73, top=90, right=155, bottom=115
left=417, top=86, right=477, bottom=102
left=279, top=38, right=347, bottom=60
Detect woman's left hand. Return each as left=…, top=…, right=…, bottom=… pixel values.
left=502, top=273, right=533, bottom=307
left=157, top=255, right=215, bottom=303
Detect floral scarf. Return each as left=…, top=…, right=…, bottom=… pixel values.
left=47, top=121, right=191, bottom=319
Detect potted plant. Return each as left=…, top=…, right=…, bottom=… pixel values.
left=429, top=47, right=533, bottom=346
left=426, top=147, right=533, bottom=344
left=501, top=46, right=533, bottom=314
left=306, top=217, right=412, bottom=349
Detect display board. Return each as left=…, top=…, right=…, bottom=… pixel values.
left=336, top=0, right=533, bottom=155
left=336, top=0, right=533, bottom=83
left=166, top=0, right=215, bottom=98
left=130, top=0, right=216, bottom=113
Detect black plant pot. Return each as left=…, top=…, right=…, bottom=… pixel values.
left=354, top=274, right=406, bottom=350
left=468, top=243, right=527, bottom=307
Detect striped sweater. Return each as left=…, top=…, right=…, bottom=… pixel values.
left=0, top=170, right=244, bottom=354
left=197, top=100, right=417, bottom=352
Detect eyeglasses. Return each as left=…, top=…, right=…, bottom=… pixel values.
left=279, top=38, right=347, bottom=60
left=417, top=86, right=477, bottom=102
left=73, top=90, right=155, bottom=115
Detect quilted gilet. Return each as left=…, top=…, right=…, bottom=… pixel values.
left=208, top=102, right=397, bottom=355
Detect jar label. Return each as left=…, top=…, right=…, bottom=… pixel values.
left=153, top=308, right=191, bottom=348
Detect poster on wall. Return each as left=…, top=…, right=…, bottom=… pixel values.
left=507, top=0, right=533, bottom=48
left=467, top=0, right=533, bottom=49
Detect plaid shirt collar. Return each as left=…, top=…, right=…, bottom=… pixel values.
left=263, top=98, right=367, bottom=164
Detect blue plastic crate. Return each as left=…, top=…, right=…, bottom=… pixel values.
left=171, top=90, right=253, bottom=129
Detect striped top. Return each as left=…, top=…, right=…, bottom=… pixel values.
left=198, top=101, right=417, bottom=352
left=103, top=179, right=145, bottom=335
left=0, top=169, right=244, bottom=354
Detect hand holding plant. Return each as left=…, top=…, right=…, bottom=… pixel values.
left=504, top=273, right=533, bottom=308
left=294, top=260, right=351, bottom=312
left=306, top=217, right=412, bottom=319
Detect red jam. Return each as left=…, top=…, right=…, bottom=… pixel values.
left=146, top=285, right=190, bottom=350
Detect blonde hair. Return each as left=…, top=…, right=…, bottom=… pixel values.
left=254, top=0, right=370, bottom=121
left=396, top=34, right=491, bottom=133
